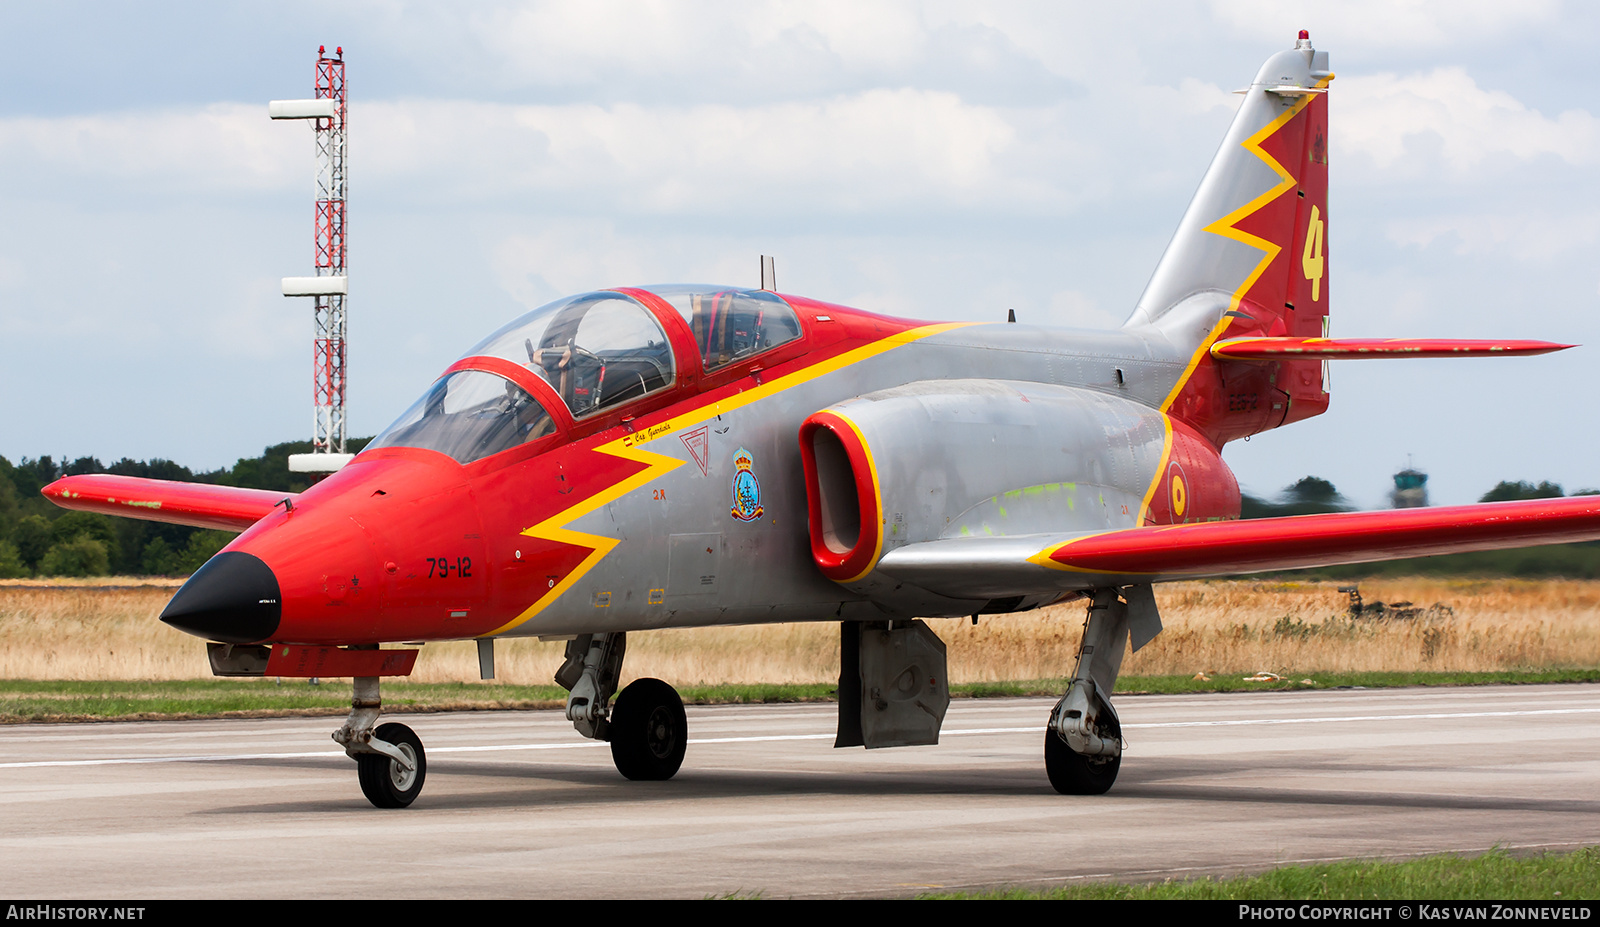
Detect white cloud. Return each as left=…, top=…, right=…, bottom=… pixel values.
left=1168, top=77, right=1239, bottom=117
left=0, top=104, right=300, bottom=194
left=456, top=1, right=1033, bottom=97
left=1339, top=67, right=1600, bottom=176
left=1208, top=0, right=1561, bottom=47
left=0, top=92, right=1022, bottom=214
left=1047, top=289, right=1121, bottom=329
left=370, top=91, right=1019, bottom=211
left=1386, top=211, right=1600, bottom=262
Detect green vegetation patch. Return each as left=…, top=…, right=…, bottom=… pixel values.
left=2, top=670, right=1597, bottom=722
left=925, top=846, right=1600, bottom=900
left=1113, top=668, right=1600, bottom=695
left=0, top=678, right=569, bottom=722
left=952, top=669, right=1600, bottom=698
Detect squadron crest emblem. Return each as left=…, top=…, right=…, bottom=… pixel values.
left=730, top=447, right=764, bottom=522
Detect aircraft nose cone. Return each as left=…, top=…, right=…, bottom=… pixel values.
left=160, top=551, right=282, bottom=643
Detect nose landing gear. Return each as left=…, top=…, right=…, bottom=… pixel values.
left=335, top=675, right=427, bottom=808
left=355, top=722, right=427, bottom=808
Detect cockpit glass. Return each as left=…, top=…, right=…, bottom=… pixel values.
left=366, top=370, right=555, bottom=464
left=642, top=285, right=802, bottom=372
left=464, top=292, right=675, bottom=418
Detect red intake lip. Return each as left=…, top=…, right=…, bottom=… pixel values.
left=800, top=412, right=882, bottom=583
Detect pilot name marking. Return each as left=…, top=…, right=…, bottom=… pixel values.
left=622, top=422, right=674, bottom=447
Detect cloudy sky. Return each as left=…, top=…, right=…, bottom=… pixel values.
left=2, top=1, right=1596, bottom=508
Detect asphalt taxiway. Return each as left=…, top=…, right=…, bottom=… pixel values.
left=1, top=684, right=1596, bottom=898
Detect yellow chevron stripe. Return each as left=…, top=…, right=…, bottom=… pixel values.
left=485, top=321, right=975, bottom=635
left=1092, top=74, right=1332, bottom=561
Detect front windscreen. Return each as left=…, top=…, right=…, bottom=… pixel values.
left=366, top=370, right=556, bottom=464
left=464, top=292, right=675, bottom=418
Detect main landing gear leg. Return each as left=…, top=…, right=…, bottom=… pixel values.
left=556, top=632, right=688, bottom=781
left=333, top=674, right=426, bottom=809
left=1046, top=588, right=1129, bottom=795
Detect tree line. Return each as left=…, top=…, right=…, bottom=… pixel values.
left=0, top=438, right=369, bottom=579
left=0, top=451, right=1593, bottom=579
left=1244, top=476, right=1600, bottom=579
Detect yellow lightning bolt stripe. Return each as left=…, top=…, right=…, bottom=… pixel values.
left=1033, top=75, right=1334, bottom=573
left=1025, top=522, right=1199, bottom=576
left=1025, top=419, right=1170, bottom=575
left=1135, top=415, right=1174, bottom=526
left=485, top=321, right=976, bottom=635
left=1156, top=75, right=1333, bottom=416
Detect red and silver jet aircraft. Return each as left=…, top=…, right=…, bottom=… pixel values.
left=46, top=33, right=1600, bottom=807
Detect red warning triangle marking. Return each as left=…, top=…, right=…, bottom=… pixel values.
left=680, top=426, right=710, bottom=476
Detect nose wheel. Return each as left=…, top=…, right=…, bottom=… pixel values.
left=356, top=722, right=427, bottom=808
left=609, top=678, right=687, bottom=780
left=334, top=676, right=428, bottom=808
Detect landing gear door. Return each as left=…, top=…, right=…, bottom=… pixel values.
left=835, top=620, right=951, bottom=749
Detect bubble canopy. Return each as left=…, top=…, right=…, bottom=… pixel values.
left=465, top=291, right=676, bottom=418
left=366, top=287, right=804, bottom=464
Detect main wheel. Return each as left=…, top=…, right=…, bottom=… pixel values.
left=357, top=722, right=426, bottom=808
left=609, top=678, right=687, bottom=781
left=1045, top=698, right=1123, bottom=796
left=1044, top=729, right=1121, bottom=794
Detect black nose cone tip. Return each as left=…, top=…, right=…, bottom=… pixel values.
left=161, top=551, right=282, bottom=644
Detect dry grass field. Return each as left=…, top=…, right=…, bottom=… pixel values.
left=3, top=577, right=1598, bottom=685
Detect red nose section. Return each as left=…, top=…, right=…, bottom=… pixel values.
left=216, top=452, right=491, bottom=645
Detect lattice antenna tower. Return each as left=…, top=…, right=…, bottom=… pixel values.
left=271, top=46, right=353, bottom=475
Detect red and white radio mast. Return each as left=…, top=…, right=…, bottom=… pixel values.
left=271, top=45, right=352, bottom=475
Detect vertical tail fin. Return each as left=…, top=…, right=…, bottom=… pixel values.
left=1130, top=33, right=1332, bottom=445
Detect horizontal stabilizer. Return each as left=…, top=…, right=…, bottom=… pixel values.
left=877, top=497, right=1600, bottom=598
left=42, top=475, right=296, bottom=531
left=1211, top=337, right=1573, bottom=361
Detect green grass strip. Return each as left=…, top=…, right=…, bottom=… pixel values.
left=924, top=846, right=1600, bottom=900
left=0, top=669, right=1596, bottom=722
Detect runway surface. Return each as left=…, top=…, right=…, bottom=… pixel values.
left=1, top=684, right=1597, bottom=899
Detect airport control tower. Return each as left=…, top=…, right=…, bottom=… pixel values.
left=1391, top=464, right=1429, bottom=508
left=271, top=46, right=352, bottom=476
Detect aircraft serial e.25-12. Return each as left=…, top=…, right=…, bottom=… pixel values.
left=45, top=33, right=1600, bottom=808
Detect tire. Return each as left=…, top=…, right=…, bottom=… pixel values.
left=1044, top=729, right=1121, bottom=794
left=357, top=722, right=426, bottom=808
left=609, top=678, right=687, bottom=781
left=1045, top=698, right=1123, bottom=796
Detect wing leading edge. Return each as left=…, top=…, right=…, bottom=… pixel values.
left=1210, top=337, right=1574, bottom=361
left=875, top=496, right=1600, bottom=599
left=42, top=474, right=296, bottom=531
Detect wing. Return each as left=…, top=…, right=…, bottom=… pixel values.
left=42, top=474, right=296, bottom=531
left=875, top=496, right=1600, bottom=599
left=1210, top=337, right=1573, bottom=360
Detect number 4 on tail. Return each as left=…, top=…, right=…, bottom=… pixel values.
left=1302, top=205, right=1325, bottom=302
